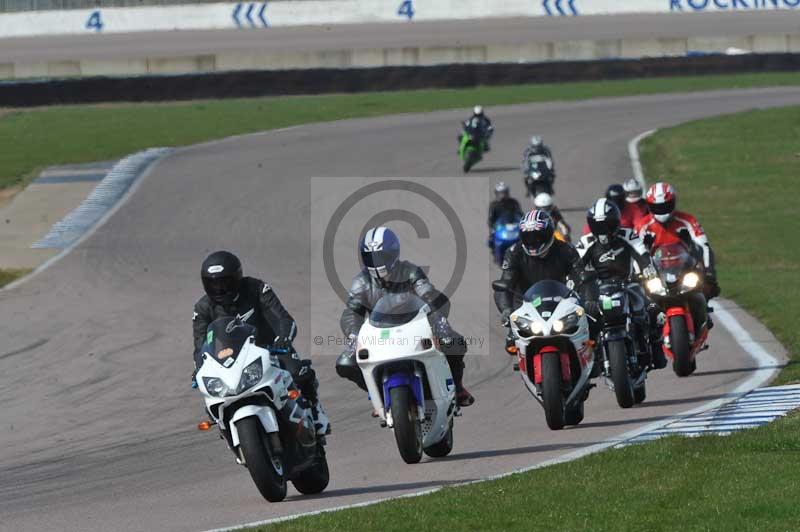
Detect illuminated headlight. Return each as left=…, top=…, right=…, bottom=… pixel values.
left=646, top=277, right=665, bottom=295
left=530, top=320, right=544, bottom=336
left=202, top=377, right=231, bottom=398
left=552, top=319, right=564, bottom=333
left=236, top=359, right=263, bottom=394
left=514, top=315, right=544, bottom=337
left=682, top=272, right=700, bottom=289
left=553, top=312, right=581, bottom=335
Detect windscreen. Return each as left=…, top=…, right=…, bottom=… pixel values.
left=523, top=280, right=573, bottom=314
left=654, top=243, right=693, bottom=276
left=369, top=292, right=429, bottom=328
left=200, top=317, right=256, bottom=364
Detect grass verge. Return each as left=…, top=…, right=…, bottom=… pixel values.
left=235, top=106, right=800, bottom=532
left=0, top=268, right=30, bottom=287
left=3, top=71, right=800, bottom=191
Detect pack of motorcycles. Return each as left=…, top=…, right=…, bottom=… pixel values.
left=193, top=122, right=713, bottom=501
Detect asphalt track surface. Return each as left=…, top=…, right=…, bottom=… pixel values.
left=1, top=87, right=799, bottom=532
left=0, top=11, right=797, bottom=62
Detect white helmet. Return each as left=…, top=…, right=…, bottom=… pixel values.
left=473, top=105, right=483, bottom=116
left=623, top=178, right=643, bottom=203
left=533, top=192, right=553, bottom=210
left=530, top=136, right=543, bottom=147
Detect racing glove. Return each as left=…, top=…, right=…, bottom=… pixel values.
left=272, top=336, right=293, bottom=353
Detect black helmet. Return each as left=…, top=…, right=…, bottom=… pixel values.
left=360, top=227, right=400, bottom=280
left=519, top=210, right=555, bottom=257
left=587, top=198, right=621, bottom=243
left=605, top=184, right=625, bottom=211
left=201, top=251, right=243, bottom=305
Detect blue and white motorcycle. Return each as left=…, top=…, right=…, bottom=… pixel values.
left=356, top=293, right=457, bottom=464
left=492, top=218, right=521, bottom=266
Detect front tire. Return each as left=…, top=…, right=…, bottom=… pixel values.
left=541, top=354, right=566, bottom=430
left=237, top=417, right=287, bottom=502
left=424, top=418, right=454, bottom=458
left=463, top=149, right=479, bottom=173
left=670, top=316, right=695, bottom=377
left=390, top=387, right=423, bottom=464
left=608, top=340, right=635, bottom=409
left=292, top=445, right=330, bottom=495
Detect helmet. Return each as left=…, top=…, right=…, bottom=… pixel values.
left=533, top=192, right=553, bottom=211
left=623, top=178, right=643, bottom=203
left=494, top=181, right=509, bottom=200
left=646, top=182, right=677, bottom=223
left=605, top=183, right=625, bottom=211
left=530, top=136, right=543, bottom=148
left=519, top=210, right=555, bottom=257
left=361, top=226, right=400, bottom=280
left=586, top=198, right=621, bottom=243
left=473, top=105, right=484, bottom=116
left=201, top=251, right=243, bottom=305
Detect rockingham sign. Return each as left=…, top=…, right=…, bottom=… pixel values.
left=1, top=0, right=798, bottom=38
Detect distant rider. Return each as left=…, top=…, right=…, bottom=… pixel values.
left=462, top=105, right=494, bottom=152
left=521, top=136, right=555, bottom=176
left=493, top=210, right=582, bottom=351
left=488, top=181, right=524, bottom=246
left=622, top=178, right=650, bottom=231
left=192, top=251, right=330, bottom=434
left=639, top=182, right=721, bottom=302
left=337, top=227, right=475, bottom=407
left=575, top=199, right=667, bottom=369
left=533, top=192, right=572, bottom=242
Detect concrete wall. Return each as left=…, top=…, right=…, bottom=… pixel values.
left=2, top=0, right=800, bottom=39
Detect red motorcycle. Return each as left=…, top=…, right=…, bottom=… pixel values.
left=645, top=242, right=710, bottom=377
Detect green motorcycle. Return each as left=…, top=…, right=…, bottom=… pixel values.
left=458, top=127, right=486, bottom=173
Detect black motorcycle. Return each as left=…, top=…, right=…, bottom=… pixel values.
left=523, top=154, right=555, bottom=197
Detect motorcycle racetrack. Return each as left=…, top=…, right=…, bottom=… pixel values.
left=1, top=87, right=798, bottom=532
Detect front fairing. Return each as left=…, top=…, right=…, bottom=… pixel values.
left=494, top=222, right=520, bottom=243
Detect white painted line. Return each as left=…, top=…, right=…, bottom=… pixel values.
left=201, top=129, right=785, bottom=532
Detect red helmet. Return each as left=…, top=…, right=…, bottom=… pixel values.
left=646, top=182, right=676, bottom=223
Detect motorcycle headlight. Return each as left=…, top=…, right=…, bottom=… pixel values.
left=236, top=359, right=263, bottom=394
left=682, top=272, right=700, bottom=289
left=553, top=312, right=581, bottom=335
left=646, top=277, right=665, bottom=295
left=513, top=315, right=543, bottom=337
left=202, top=377, right=230, bottom=398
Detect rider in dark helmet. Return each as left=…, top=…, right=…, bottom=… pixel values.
left=583, top=183, right=628, bottom=235
left=487, top=180, right=524, bottom=246
left=337, top=227, right=475, bottom=408
left=193, top=251, right=330, bottom=434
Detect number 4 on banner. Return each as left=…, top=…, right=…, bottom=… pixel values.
left=397, top=0, right=414, bottom=20
left=86, top=10, right=104, bottom=32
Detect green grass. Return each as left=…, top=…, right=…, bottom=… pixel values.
left=639, top=106, right=800, bottom=383
left=235, top=103, right=800, bottom=532
left=0, top=268, right=29, bottom=287
left=4, top=71, right=800, bottom=190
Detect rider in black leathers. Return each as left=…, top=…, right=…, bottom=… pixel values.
left=488, top=181, right=524, bottom=246
left=462, top=105, right=494, bottom=152
left=337, top=227, right=475, bottom=407
left=575, top=199, right=666, bottom=369
left=192, top=250, right=330, bottom=434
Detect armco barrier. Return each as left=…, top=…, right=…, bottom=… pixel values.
left=2, top=52, right=800, bottom=107
left=1, top=0, right=800, bottom=38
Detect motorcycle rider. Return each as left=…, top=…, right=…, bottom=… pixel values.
left=639, top=182, right=720, bottom=302
left=462, top=105, right=494, bottom=152
left=521, top=136, right=555, bottom=175
left=192, top=251, right=330, bottom=434
left=576, top=199, right=667, bottom=369
left=582, top=183, right=627, bottom=235
left=488, top=181, right=524, bottom=246
left=493, top=210, right=582, bottom=352
left=533, top=192, right=572, bottom=242
left=622, top=178, right=650, bottom=231
left=337, top=227, right=475, bottom=407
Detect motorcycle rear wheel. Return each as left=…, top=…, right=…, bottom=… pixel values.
left=608, top=340, right=635, bottom=409
left=390, top=387, right=424, bottom=464
left=564, top=400, right=584, bottom=426
left=541, top=354, right=566, bottom=430
left=292, top=444, right=330, bottom=495
left=237, top=417, right=288, bottom=502
left=424, top=418, right=454, bottom=458
left=670, top=316, right=695, bottom=377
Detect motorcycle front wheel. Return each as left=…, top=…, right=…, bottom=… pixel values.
left=237, top=417, right=288, bottom=502
left=541, top=354, right=566, bottom=430
left=390, top=387, right=424, bottom=464
left=608, top=340, right=635, bottom=409
left=670, top=316, right=695, bottom=377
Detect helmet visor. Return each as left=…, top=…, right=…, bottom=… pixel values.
left=203, top=276, right=239, bottom=304
left=361, top=249, right=398, bottom=270
left=588, top=217, right=619, bottom=236
left=649, top=199, right=675, bottom=216
left=520, top=228, right=553, bottom=255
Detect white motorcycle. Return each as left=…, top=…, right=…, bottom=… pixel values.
left=196, top=316, right=329, bottom=501
left=494, top=279, right=595, bottom=430
left=356, top=293, right=457, bottom=464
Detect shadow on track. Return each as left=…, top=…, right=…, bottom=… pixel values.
left=469, top=165, right=520, bottom=174
left=437, top=441, right=599, bottom=462
left=691, top=363, right=788, bottom=378
left=572, top=415, right=672, bottom=429
left=286, top=478, right=475, bottom=501
left=639, top=392, right=735, bottom=408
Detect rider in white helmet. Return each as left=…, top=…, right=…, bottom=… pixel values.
left=521, top=135, right=555, bottom=175
left=462, top=105, right=494, bottom=152
left=533, top=192, right=572, bottom=241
